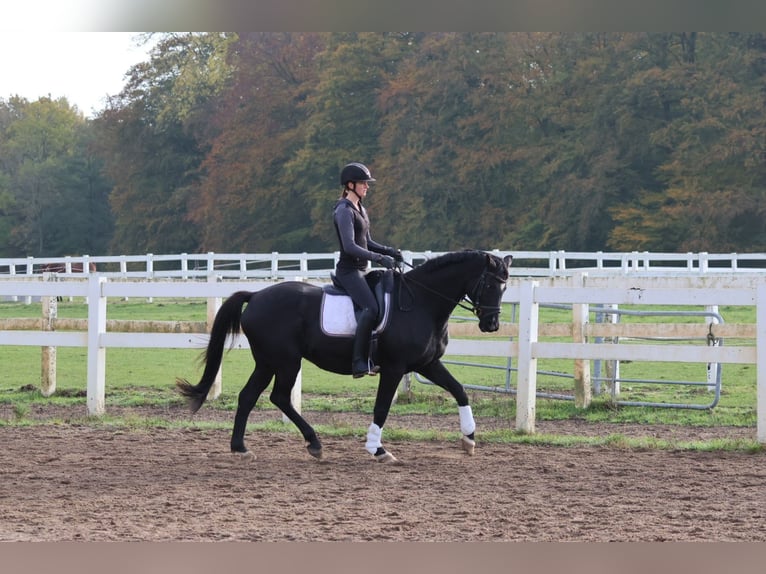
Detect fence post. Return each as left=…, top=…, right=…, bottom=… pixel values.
left=706, top=305, right=720, bottom=391
left=271, top=252, right=279, bottom=279
left=573, top=273, right=591, bottom=408
left=25, top=257, right=34, bottom=304
left=146, top=253, right=154, bottom=303
left=40, top=274, right=57, bottom=397
left=9, top=260, right=18, bottom=302
left=86, top=275, right=107, bottom=416
left=119, top=256, right=129, bottom=301
left=63, top=256, right=74, bottom=302
left=604, top=304, right=620, bottom=397
left=299, top=252, right=308, bottom=281
left=207, top=274, right=223, bottom=400
left=516, top=280, right=539, bottom=433
left=557, top=250, right=566, bottom=271
left=239, top=255, right=247, bottom=279
left=757, top=281, right=766, bottom=443
left=286, top=369, right=302, bottom=422
left=548, top=251, right=557, bottom=273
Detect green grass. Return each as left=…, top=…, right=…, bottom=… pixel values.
left=0, top=297, right=760, bottom=451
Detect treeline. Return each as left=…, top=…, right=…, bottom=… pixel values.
left=1, top=32, right=764, bottom=257
left=0, top=96, right=113, bottom=256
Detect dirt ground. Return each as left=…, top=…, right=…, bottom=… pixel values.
left=1, top=404, right=764, bottom=542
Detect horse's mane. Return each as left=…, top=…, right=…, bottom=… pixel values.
left=408, top=250, right=489, bottom=276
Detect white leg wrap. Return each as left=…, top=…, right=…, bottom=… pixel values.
left=459, top=405, right=475, bottom=436
left=365, top=423, right=383, bottom=455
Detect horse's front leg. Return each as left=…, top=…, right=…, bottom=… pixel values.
left=416, top=360, right=476, bottom=455
left=366, top=370, right=404, bottom=463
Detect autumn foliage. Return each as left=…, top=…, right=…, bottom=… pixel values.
left=1, top=32, right=764, bottom=257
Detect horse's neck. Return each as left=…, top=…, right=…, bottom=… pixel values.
left=408, top=264, right=474, bottom=318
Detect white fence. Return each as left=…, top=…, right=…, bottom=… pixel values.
left=0, top=272, right=764, bottom=443
left=2, top=250, right=766, bottom=281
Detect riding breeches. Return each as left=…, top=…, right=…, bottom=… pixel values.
left=334, top=267, right=378, bottom=316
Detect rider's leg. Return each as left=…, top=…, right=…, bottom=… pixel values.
left=352, top=307, right=379, bottom=378
left=334, top=268, right=380, bottom=378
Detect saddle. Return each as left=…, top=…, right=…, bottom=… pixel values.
left=320, top=269, right=394, bottom=337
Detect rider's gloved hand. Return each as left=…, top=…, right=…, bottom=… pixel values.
left=384, top=247, right=403, bottom=262
left=377, top=255, right=396, bottom=269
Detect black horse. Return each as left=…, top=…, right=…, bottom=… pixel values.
left=176, top=250, right=512, bottom=463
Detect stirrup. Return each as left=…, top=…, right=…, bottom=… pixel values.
left=352, top=359, right=380, bottom=378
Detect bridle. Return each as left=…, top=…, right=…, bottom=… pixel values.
left=397, top=260, right=507, bottom=319
left=464, top=267, right=507, bottom=318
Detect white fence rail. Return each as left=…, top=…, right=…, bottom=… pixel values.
left=2, top=250, right=766, bottom=281
left=0, top=273, right=764, bottom=442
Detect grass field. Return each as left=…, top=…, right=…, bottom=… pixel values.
left=0, top=297, right=760, bottom=449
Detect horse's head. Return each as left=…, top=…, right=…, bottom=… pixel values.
left=468, top=253, right=512, bottom=332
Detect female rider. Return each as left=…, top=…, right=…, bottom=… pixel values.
left=333, top=162, right=403, bottom=377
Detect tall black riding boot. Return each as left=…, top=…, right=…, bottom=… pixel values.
left=352, top=308, right=380, bottom=378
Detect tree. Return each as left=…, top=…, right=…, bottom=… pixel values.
left=45, top=122, right=114, bottom=255
left=287, top=32, right=405, bottom=251
left=374, top=32, right=522, bottom=249
left=610, top=33, right=766, bottom=251
left=95, top=33, right=236, bottom=254
left=75, top=32, right=766, bottom=255
left=0, top=96, right=110, bottom=256
left=188, top=32, right=324, bottom=251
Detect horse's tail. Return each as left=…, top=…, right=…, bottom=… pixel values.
left=175, top=290, right=253, bottom=413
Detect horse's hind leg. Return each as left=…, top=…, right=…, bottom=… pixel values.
left=416, top=360, right=476, bottom=455
left=270, top=364, right=323, bottom=459
left=231, top=364, right=275, bottom=458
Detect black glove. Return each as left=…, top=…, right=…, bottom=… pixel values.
left=377, top=255, right=396, bottom=269
left=389, top=248, right=404, bottom=262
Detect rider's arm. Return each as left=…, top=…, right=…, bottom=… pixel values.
left=363, top=206, right=398, bottom=258
left=367, top=237, right=391, bottom=255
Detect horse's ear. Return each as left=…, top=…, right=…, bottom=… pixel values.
left=503, top=255, right=513, bottom=268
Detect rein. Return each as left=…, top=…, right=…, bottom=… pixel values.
left=395, top=260, right=505, bottom=318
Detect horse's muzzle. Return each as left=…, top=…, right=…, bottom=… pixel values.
left=478, top=314, right=500, bottom=333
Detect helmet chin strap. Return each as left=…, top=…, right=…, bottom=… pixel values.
left=348, top=183, right=363, bottom=201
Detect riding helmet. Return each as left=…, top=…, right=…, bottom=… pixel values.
left=340, top=162, right=376, bottom=186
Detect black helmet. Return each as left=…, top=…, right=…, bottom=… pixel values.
left=340, top=162, right=376, bottom=186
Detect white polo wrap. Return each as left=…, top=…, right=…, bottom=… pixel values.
left=459, top=405, right=475, bottom=436
left=365, top=423, right=383, bottom=455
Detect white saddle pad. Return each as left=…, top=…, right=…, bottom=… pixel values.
left=320, top=292, right=390, bottom=337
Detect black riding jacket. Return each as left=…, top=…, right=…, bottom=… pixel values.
left=333, top=197, right=392, bottom=271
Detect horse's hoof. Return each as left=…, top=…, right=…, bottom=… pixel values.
left=374, top=451, right=398, bottom=464
left=232, top=450, right=256, bottom=462
left=307, top=446, right=323, bottom=460
left=461, top=435, right=476, bottom=456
